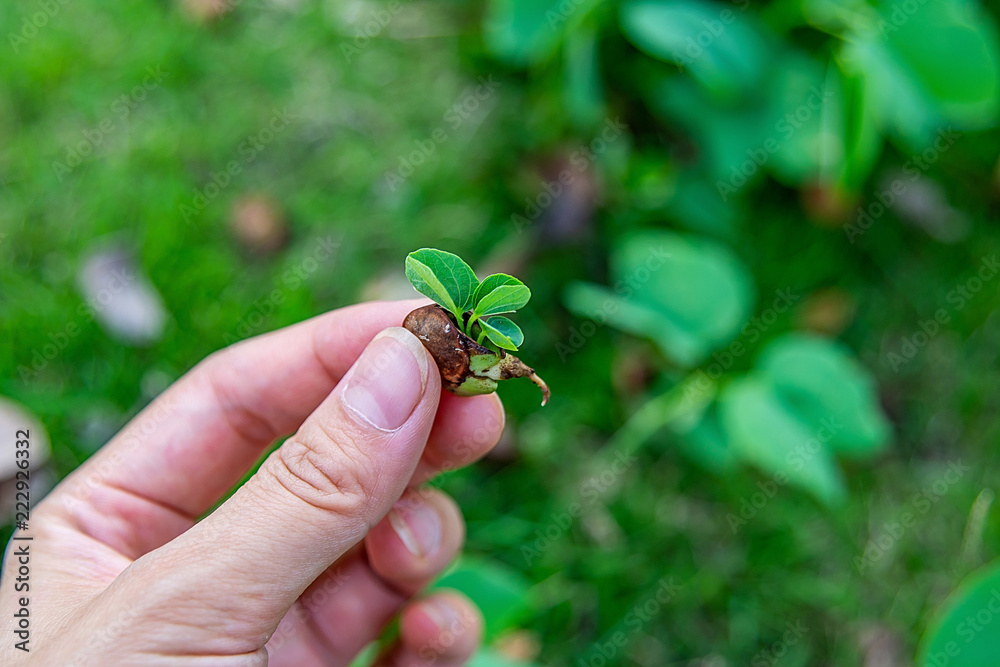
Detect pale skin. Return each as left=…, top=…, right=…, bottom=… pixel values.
left=0, top=299, right=507, bottom=666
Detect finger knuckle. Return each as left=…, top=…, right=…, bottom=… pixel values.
left=270, top=424, right=378, bottom=521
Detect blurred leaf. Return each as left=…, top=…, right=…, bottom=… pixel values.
left=564, top=282, right=706, bottom=364
left=846, top=0, right=1000, bottom=148
left=618, top=231, right=754, bottom=363
left=563, top=24, right=605, bottom=128
left=565, top=231, right=754, bottom=365
left=719, top=376, right=847, bottom=506
left=480, top=316, right=524, bottom=351
left=879, top=0, right=1000, bottom=126
left=651, top=76, right=771, bottom=183
left=755, top=334, right=891, bottom=457
left=919, top=559, right=1000, bottom=667
left=484, top=0, right=600, bottom=65
left=620, top=0, right=770, bottom=98
left=435, top=558, right=533, bottom=642
left=764, top=51, right=830, bottom=186
left=825, top=57, right=883, bottom=191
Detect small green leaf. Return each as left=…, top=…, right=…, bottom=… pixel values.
left=405, top=249, right=480, bottom=316
left=473, top=274, right=524, bottom=308
left=473, top=284, right=531, bottom=319
left=479, top=316, right=524, bottom=351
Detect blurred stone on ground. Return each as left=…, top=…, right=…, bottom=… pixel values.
left=882, top=171, right=970, bottom=243
left=860, top=625, right=907, bottom=667
left=802, top=182, right=857, bottom=227
left=180, top=0, right=233, bottom=22
left=797, top=288, right=857, bottom=337
left=0, top=397, right=55, bottom=522
left=229, top=194, right=290, bottom=256
left=77, top=243, right=169, bottom=346
left=359, top=270, right=418, bottom=303
left=493, top=630, right=541, bottom=663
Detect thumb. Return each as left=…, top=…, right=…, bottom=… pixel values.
left=119, top=327, right=440, bottom=645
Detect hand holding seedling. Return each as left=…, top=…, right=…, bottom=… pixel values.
left=402, top=248, right=550, bottom=405
left=0, top=301, right=505, bottom=666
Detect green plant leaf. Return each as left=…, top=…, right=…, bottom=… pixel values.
left=472, top=284, right=531, bottom=319
left=649, top=75, right=771, bottom=183
left=919, top=559, right=1000, bottom=667
left=565, top=231, right=754, bottom=367
left=879, top=0, right=1000, bottom=129
left=845, top=0, right=1000, bottom=150
left=719, top=376, right=847, bottom=506
left=764, top=50, right=830, bottom=187
left=564, top=282, right=706, bottom=366
left=755, top=334, right=891, bottom=458
left=620, top=0, right=769, bottom=98
left=484, top=0, right=601, bottom=65
left=473, top=273, right=524, bottom=308
left=405, top=248, right=480, bottom=317
left=479, top=316, right=524, bottom=351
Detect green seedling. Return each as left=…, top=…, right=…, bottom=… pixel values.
left=402, top=248, right=550, bottom=405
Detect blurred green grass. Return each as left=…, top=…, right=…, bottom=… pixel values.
left=3, top=0, right=1000, bottom=665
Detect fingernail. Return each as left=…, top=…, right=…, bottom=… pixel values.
left=422, top=597, right=462, bottom=634
left=388, top=497, right=442, bottom=558
left=343, top=328, right=429, bottom=430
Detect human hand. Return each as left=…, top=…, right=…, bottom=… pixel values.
left=0, top=299, right=507, bottom=666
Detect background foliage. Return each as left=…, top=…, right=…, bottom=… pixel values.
left=3, top=0, right=1000, bottom=664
